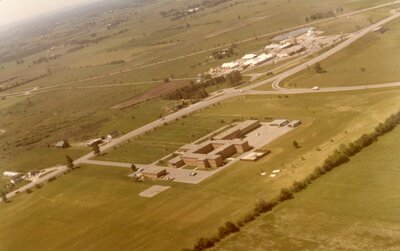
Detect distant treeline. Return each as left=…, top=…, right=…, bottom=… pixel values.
left=67, top=29, right=129, bottom=47
left=184, top=109, right=400, bottom=251
left=305, top=8, right=343, bottom=22
left=160, top=0, right=232, bottom=20
left=0, top=74, right=48, bottom=92
left=106, top=60, right=126, bottom=65
left=32, top=54, right=61, bottom=65
left=166, top=71, right=242, bottom=100
left=0, top=44, right=51, bottom=64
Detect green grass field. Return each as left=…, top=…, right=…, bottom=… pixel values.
left=97, top=87, right=400, bottom=166
left=1, top=88, right=398, bottom=250
left=2, top=0, right=399, bottom=175
left=1, top=1, right=400, bottom=250
left=215, top=125, right=400, bottom=251
left=0, top=88, right=173, bottom=175
left=279, top=18, right=400, bottom=88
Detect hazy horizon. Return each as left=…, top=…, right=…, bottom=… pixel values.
left=0, top=0, right=98, bottom=26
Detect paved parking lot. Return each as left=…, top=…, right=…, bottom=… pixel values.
left=82, top=122, right=296, bottom=185
left=244, top=122, right=293, bottom=149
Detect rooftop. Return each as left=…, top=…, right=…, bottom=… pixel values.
left=142, top=166, right=167, bottom=174
left=272, top=27, right=313, bottom=41
left=241, top=53, right=258, bottom=60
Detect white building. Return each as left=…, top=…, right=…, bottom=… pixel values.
left=279, top=42, right=293, bottom=49
left=265, top=43, right=280, bottom=50
left=241, top=53, right=258, bottom=61
left=243, top=53, right=275, bottom=68
left=3, top=171, right=22, bottom=178
left=277, top=52, right=289, bottom=58
left=270, top=119, right=289, bottom=127
left=255, top=53, right=275, bottom=64
left=221, top=62, right=239, bottom=70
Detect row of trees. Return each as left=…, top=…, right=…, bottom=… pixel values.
left=166, top=71, right=242, bottom=100
left=166, top=83, right=209, bottom=100
left=186, top=109, right=400, bottom=250
left=305, top=8, right=343, bottom=22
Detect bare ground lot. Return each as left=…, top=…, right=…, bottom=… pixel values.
left=111, top=80, right=190, bottom=109
left=139, top=185, right=171, bottom=198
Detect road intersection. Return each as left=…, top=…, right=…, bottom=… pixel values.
left=3, top=7, right=400, bottom=201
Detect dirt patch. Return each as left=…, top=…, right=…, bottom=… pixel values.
left=111, top=80, right=190, bottom=109
left=139, top=185, right=171, bottom=198
left=0, top=129, right=5, bottom=135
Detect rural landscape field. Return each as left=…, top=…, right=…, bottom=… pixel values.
left=1, top=0, right=400, bottom=250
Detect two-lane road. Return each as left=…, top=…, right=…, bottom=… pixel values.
left=3, top=8, right=400, bottom=202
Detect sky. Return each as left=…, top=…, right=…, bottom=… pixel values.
left=0, top=0, right=95, bottom=26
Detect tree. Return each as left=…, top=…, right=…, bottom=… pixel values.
left=1, top=191, right=8, bottom=203
left=278, top=188, right=293, bottom=201
left=92, top=143, right=101, bottom=156
left=193, top=237, right=214, bottom=250
left=314, top=63, right=326, bottom=73
left=130, top=164, right=137, bottom=172
left=66, top=155, right=74, bottom=169
left=293, top=140, right=299, bottom=148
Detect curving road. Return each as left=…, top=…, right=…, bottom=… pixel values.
left=270, top=8, right=400, bottom=90
left=2, top=1, right=400, bottom=98
left=3, top=7, right=400, bottom=202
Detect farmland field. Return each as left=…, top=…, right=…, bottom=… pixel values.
left=1, top=0, right=400, bottom=250
left=279, top=18, right=400, bottom=88
left=1, top=88, right=399, bottom=251
left=2, top=0, right=400, bottom=176
left=214, top=125, right=400, bottom=251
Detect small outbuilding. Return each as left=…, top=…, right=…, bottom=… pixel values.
left=270, top=119, right=289, bottom=127
left=141, top=166, right=168, bottom=179
left=86, top=138, right=103, bottom=147
left=288, top=120, right=302, bottom=128
left=52, top=140, right=70, bottom=149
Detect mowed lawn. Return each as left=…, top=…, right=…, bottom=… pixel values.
left=1, top=88, right=400, bottom=251
left=215, top=126, right=400, bottom=251
left=97, top=88, right=400, bottom=165
left=279, top=18, right=400, bottom=88
left=96, top=115, right=232, bottom=164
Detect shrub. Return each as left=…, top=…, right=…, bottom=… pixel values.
left=290, top=180, right=307, bottom=193
left=254, top=199, right=276, bottom=214
left=193, top=237, right=214, bottom=251
left=278, top=188, right=293, bottom=201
